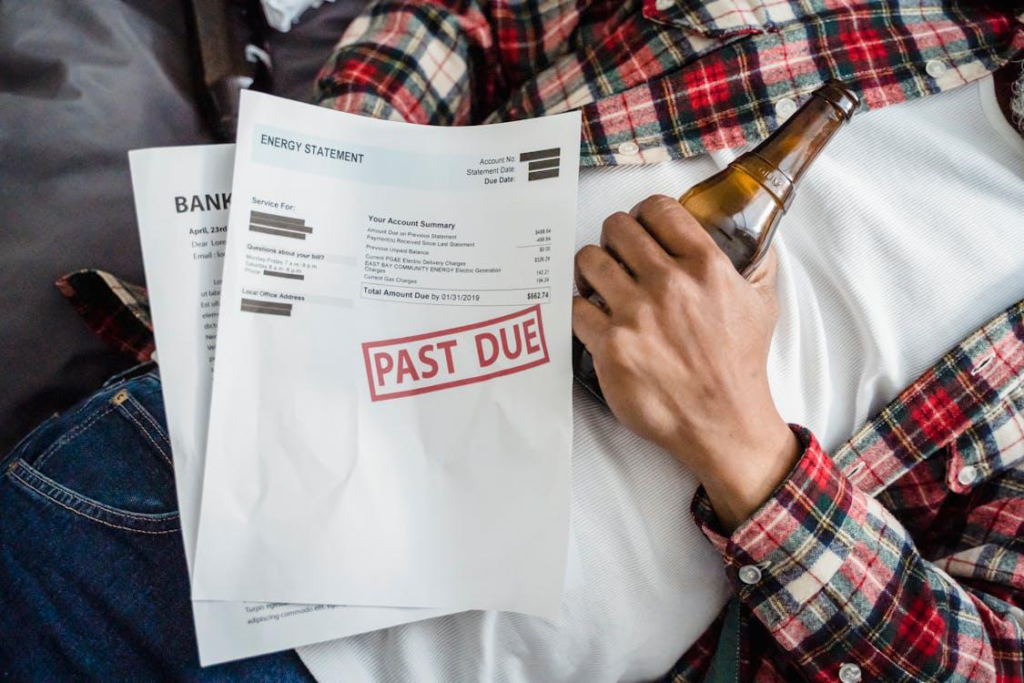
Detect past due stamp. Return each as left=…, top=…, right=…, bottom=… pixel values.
left=361, top=305, right=550, bottom=401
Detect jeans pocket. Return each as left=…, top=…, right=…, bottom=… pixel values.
left=6, top=459, right=179, bottom=535
left=5, top=374, right=180, bottom=526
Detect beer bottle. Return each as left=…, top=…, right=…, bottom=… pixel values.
left=574, top=79, right=860, bottom=403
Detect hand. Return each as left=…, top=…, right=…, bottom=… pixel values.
left=572, top=195, right=800, bottom=532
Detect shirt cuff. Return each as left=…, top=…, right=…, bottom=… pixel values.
left=690, top=425, right=867, bottom=631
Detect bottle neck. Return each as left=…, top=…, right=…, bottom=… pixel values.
left=731, top=81, right=857, bottom=209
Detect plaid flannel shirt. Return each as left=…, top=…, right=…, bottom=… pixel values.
left=58, top=271, right=1024, bottom=681
left=314, top=0, right=1023, bottom=165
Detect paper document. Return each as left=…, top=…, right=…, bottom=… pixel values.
left=130, top=145, right=450, bottom=666
left=193, top=91, right=581, bottom=617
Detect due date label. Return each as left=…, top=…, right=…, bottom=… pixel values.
left=362, top=305, right=550, bottom=401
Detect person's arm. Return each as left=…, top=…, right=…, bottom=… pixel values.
left=571, top=195, right=1024, bottom=680
left=313, top=0, right=583, bottom=125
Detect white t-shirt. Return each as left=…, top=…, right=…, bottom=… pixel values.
left=298, top=76, right=1024, bottom=682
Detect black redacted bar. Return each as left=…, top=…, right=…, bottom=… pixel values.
left=528, top=169, right=559, bottom=181
left=263, top=270, right=304, bottom=280
left=249, top=225, right=307, bottom=240
left=250, top=210, right=304, bottom=226
left=528, top=158, right=559, bottom=171
left=519, top=148, right=560, bottom=162
left=240, top=298, right=293, bottom=316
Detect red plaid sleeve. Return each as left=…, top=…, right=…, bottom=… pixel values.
left=55, top=269, right=155, bottom=363
left=314, top=0, right=590, bottom=125
left=692, top=427, right=1024, bottom=682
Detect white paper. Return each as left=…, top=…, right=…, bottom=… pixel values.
left=192, top=91, right=580, bottom=617
left=130, top=145, right=450, bottom=666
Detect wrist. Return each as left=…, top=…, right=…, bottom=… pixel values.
left=698, top=420, right=801, bottom=533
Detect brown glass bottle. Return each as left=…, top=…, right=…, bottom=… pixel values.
left=574, top=79, right=860, bottom=403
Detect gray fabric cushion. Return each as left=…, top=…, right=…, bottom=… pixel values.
left=0, top=0, right=365, bottom=453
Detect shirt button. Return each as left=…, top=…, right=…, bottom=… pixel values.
left=738, top=565, right=762, bottom=585
left=838, top=663, right=862, bottom=683
left=617, top=140, right=640, bottom=156
left=655, top=0, right=674, bottom=9
left=926, top=59, right=947, bottom=78
left=957, top=465, right=978, bottom=486
left=775, top=97, right=798, bottom=120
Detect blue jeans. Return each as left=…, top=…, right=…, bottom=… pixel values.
left=0, top=365, right=314, bottom=681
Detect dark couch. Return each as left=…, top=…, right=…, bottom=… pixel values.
left=0, top=0, right=366, bottom=454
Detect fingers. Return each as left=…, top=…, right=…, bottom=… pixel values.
left=600, top=211, right=673, bottom=279
left=576, top=194, right=729, bottom=314
left=574, top=243, right=635, bottom=308
left=572, top=295, right=609, bottom=348
left=629, top=195, right=718, bottom=260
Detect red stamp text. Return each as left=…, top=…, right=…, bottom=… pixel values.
left=362, top=305, right=550, bottom=401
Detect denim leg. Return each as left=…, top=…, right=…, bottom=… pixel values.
left=0, top=370, right=315, bottom=682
